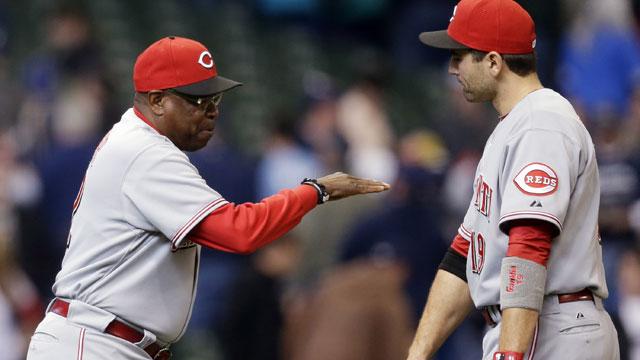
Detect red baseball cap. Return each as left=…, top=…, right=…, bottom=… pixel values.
left=419, top=0, right=536, bottom=55
left=133, top=36, right=242, bottom=96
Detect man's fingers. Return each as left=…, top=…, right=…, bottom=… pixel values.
left=351, top=180, right=391, bottom=193
left=316, top=173, right=391, bottom=200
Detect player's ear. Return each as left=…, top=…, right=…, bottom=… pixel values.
left=486, top=52, right=503, bottom=77
left=147, top=91, right=165, bottom=116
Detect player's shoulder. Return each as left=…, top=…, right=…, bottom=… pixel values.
left=99, top=109, right=184, bottom=164
left=506, top=89, right=588, bottom=142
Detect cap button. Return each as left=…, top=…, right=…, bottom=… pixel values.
left=169, top=36, right=175, bottom=40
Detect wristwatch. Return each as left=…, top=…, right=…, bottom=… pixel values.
left=493, top=352, right=524, bottom=360
left=301, top=178, right=330, bottom=204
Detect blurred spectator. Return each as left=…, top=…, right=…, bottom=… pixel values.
left=432, top=73, right=495, bottom=157
left=336, top=77, right=397, bottom=183
left=441, top=151, right=482, bottom=236
left=29, top=77, right=106, bottom=296
left=299, top=98, right=345, bottom=172
left=518, top=0, right=562, bottom=87
left=281, top=131, right=477, bottom=360
left=255, top=0, right=319, bottom=17
left=0, top=233, right=43, bottom=360
left=286, top=259, right=413, bottom=360
left=0, top=132, right=43, bottom=360
left=592, top=123, right=640, bottom=313
left=15, top=5, right=103, bottom=156
left=617, top=247, right=640, bottom=359
left=23, top=5, right=101, bottom=97
left=390, top=0, right=455, bottom=69
left=618, top=90, right=640, bottom=156
left=257, top=111, right=325, bottom=199
left=558, top=0, right=640, bottom=127
left=291, top=97, right=382, bottom=289
left=218, top=232, right=302, bottom=360
left=0, top=58, right=18, bottom=131
left=338, top=162, right=446, bottom=320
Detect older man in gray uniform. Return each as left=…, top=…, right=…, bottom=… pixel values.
left=407, top=1, right=620, bottom=359
left=26, top=36, right=389, bottom=360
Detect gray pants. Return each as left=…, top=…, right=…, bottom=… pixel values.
left=482, top=295, right=620, bottom=360
left=27, top=308, right=155, bottom=360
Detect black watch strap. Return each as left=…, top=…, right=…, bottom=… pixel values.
left=301, top=178, right=330, bottom=204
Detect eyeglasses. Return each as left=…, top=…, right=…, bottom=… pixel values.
left=166, top=89, right=223, bottom=111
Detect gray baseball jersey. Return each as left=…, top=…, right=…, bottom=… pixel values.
left=52, top=108, right=228, bottom=343
left=457, top=88, right=608, bottom=308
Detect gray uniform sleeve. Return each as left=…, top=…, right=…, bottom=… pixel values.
left=122, top=146, right=228, bottom=246
left=498, top=129, right=580, bottom=234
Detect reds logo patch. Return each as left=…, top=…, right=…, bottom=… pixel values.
left=513, top=163, right=558, bottom=196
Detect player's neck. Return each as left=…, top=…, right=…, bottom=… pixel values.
left=493, top=73, right=543, bottom=118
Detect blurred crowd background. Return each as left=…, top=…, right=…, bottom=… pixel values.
left=1, top=0, right=640, bottom=359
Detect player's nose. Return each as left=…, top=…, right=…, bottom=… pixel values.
left=204, top=103, right=219, bottom=118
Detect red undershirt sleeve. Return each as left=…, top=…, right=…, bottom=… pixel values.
left=506, top=219, right=555, bottom=267
left=188, top=185, right=317, bottom=254
left=451, top=234, right=470, bottom=258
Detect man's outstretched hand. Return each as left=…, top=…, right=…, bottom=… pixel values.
left=316, top=172, right=391, bottom=201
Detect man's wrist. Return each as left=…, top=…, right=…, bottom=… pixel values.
left=301, top=178, right=330, bottom=204
left=493, top=351, right=524, bottom=360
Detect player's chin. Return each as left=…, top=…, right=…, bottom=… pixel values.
left=462, top=90, right=482, bottom=103
left=184, top=133, right=213, bottom=151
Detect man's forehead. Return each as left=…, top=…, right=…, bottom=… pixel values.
left=450, top=49, right=471, bottom=56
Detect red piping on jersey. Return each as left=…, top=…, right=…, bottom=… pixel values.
left=76, top=328, right=86, bottom=360
left=501, top=211, right=562, bottom=231
left=133, top=107, right=162, bottom=134
left=451, top=234, right=469, bottom=258
left=506, top=219, right=554, bottom=267
left=188, top=185, right=317, bottom=254
left=458, top=224, right=473, bottom=240
left=171, top=198, right=228, bottom=245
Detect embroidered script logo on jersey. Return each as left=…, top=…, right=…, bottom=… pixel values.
left=513, top=163, right=558, bottom=196
left=474, top=174, right=493, bottom=217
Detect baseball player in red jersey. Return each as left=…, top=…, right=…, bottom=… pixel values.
left=25, top=36, right=390, bottom=360
left=407, top=1, right=620, bottom=360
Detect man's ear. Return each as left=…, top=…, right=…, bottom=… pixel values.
left=148, top=91, right=165, bottom=116
left=486, top=51, right=504, bottom=77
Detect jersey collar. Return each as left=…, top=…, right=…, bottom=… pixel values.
left=133, top=107, right=163, bottom=134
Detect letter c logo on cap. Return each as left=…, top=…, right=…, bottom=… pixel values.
left=198, top=51, right=214, bottom=69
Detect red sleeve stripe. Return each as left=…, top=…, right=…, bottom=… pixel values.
left=499, top=211, right=562, bottom=232
left=171, top=198, right=229, bottom=245
left=458, top=224, right=472, bottom=240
